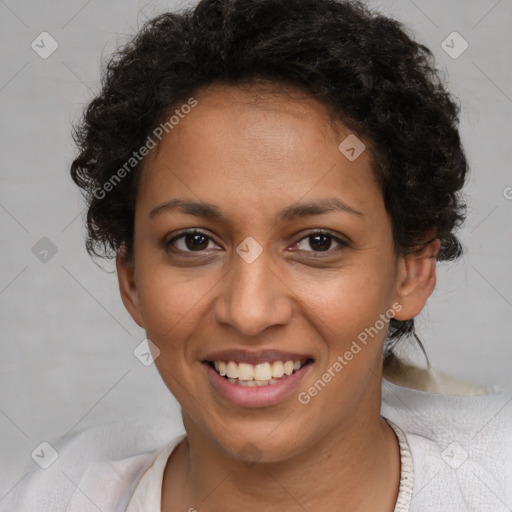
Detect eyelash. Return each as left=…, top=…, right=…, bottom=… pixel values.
left=165, top=228, right=350, bottom=256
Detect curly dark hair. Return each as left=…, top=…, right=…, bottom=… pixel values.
left=70, top=0, right=468, bottom=356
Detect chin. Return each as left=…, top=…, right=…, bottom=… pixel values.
left=211, top=422, right=309, bottom=465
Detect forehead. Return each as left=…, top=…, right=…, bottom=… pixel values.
left=136, top=84, right=382, bottom=222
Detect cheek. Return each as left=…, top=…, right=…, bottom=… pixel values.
left=297, top=261, right=396, bottom=352
left=135, top=260, right=215, bottom=342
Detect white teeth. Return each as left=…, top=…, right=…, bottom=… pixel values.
left=226, top=361, right=238, bottom=379
left=229, top=378, right=270, bottom=387
left=211, top=359, right=308, bottom=383
left=238, top=362, right=254, bottom=380
left=253, top=362, right=272, bottom=381
left=271, top=361, right=284, bottom=378
left=283, top=361, right=294, bottom=375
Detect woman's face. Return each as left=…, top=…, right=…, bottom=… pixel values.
left=117, top=83, right=431, bottom=462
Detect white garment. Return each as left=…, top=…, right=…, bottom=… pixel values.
left=2, top=378, right=511, bottom=512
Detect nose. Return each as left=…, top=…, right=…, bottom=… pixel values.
left=212, top=246, right=293, bottom=337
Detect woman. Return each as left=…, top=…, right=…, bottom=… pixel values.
left=7, top=0, right=511, bottom=510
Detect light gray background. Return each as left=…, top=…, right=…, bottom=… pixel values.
left=1, top=0, right=511, bottom=498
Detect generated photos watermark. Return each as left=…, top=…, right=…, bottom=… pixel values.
left=297, top=302, right=403, bottom=405
left=92, top=97, right=198, bottom=200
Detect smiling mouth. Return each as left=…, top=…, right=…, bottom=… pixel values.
left=203, top=358, right=314, bottom=387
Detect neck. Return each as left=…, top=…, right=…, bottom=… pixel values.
left=162, top=380, right=401, bottom=512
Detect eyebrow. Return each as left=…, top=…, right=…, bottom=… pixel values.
left=148, top=197, right=364, bottom=222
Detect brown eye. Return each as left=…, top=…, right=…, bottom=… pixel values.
left=293, top=231, right=349, bottom=254
left=167, top=230, right=216, bottom=252
left=306, top=233, right=332, bottom=252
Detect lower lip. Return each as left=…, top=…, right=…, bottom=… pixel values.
left=202, top=361, right=313, bottom=408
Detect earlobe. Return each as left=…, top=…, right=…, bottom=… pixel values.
left=393, top=238, right=440, bottom=321
left=116, top=249, right=145, bottom=328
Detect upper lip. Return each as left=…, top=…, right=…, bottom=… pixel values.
left=202, top=349, right=314, bottom=365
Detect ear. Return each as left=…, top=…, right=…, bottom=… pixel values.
left=393, top=238, right=441, bottom=321
left=116, top=247, right=145, bottom=328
